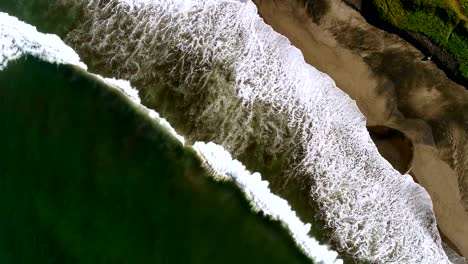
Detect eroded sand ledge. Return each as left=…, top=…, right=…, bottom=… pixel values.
left=253, top=0, right=468, bottom=258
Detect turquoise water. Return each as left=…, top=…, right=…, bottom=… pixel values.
left=0, top=56, right=311, bottom=263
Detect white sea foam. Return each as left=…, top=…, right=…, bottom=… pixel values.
left=100, top=72, right=341, bottom=262
left=103, top=77, right=142, bottom=104
left=102, top=69, right=338, bottom=262
left=98, top=63, right=335, bottom=263
left=0, top=12, right=86, bottom=70
left=194, top=141, right=341, bottom=264
left=0, top=11, right=185, bottom=145
left=0, top=11, right=335, bottom=263
left=64, top=0, right=453, bottom=262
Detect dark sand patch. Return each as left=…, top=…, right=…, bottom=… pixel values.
left=367, top=125, right=414, bottom=174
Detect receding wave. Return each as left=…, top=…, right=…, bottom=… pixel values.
left=58, top=0, right=452, bottom=262
left=0, top=11, right=340, bottom=263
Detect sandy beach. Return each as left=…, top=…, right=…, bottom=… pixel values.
left=253, top=0, right=468, bottom=258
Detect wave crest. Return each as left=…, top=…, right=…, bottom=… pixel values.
left=0, top=12, right=85, bottom=70
left=194, top=141, right=341, bottom=264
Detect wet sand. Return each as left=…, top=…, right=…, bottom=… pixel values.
left=253, top=0, right=468, bottom=258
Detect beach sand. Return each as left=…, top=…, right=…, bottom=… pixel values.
left=253, top=0, right=468, bottom=258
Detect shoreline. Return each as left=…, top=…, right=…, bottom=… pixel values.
left=253, top=0, right=468, bottom=259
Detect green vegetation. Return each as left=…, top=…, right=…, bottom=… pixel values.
left=461, top=0, right=468, bottom=14
left=369, top=0, right=468, bottom=79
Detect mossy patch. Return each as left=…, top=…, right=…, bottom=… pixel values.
left=369, top=0, right=468, bottom=81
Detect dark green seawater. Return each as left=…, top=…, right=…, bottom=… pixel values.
left=0, top=56, right=311, bottom=263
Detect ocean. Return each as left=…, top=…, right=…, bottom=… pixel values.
left=0, top=54, right=319, bottom=263
left=0, top=0, right=452, bottom=263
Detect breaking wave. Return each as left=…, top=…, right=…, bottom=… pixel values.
left=194, top=142, right=340, bottom=263
left=102, top=79, right=341, bottom=264
left=0, top=11, right=340, bottom=263
left=60, top=0, right=452, bottom=262
left=0, top=12, right=85, bottom=70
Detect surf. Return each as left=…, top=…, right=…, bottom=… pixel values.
left=55, top=0, right=453, bottom=262
left=0, top=11, right=341, bottom=264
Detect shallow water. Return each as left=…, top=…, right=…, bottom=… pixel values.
left=0, top=56, right=311, bottom=264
